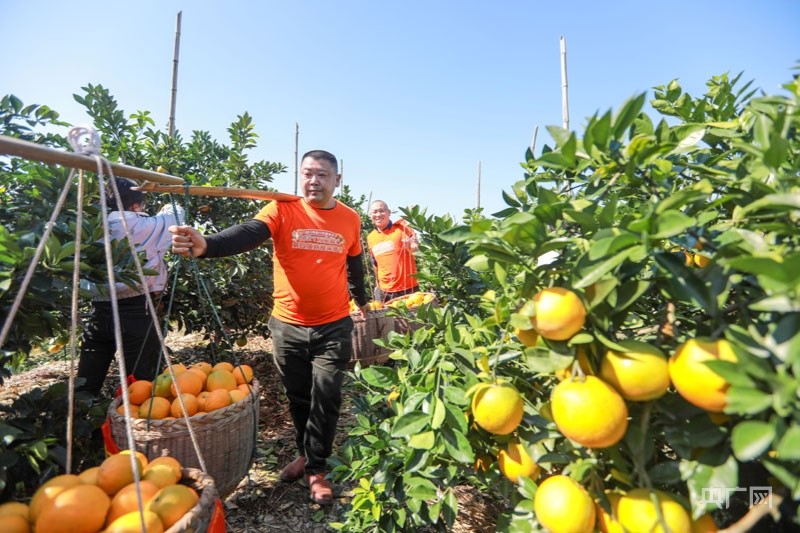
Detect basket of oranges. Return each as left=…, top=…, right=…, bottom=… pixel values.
left=349, top=300, right=396, bottom=368
left=107, top=361, right=259, bottom=499
left=386, top=291, right=437, bottom=334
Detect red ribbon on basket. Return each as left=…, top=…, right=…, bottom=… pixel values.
left=102, top=375, right=138, bottom=456
left=208, top=498, right=227, bottom=532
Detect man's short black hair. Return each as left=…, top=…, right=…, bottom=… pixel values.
left=302, top=150, right=338, bottom=173
left=108, top=178, right=144, bottom=211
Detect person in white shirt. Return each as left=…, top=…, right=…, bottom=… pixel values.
left=78, top=178, right=184, bottom=396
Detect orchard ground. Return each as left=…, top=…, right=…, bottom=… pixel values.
left=0, top=330, right=502, bottom=532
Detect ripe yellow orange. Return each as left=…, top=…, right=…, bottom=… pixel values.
left=0, top=513, right=29, bottom=533
left=599, top=342, right=670, bottom=401
left=669, top=338, right=737, bottom=412
left=105, top=509, right=164, bottom=533
left=106, top=480, right=161, bottom=524
left=138, top=396, right=171, bottom=420
left=117, top=403, right=139, bottom=416
left=119, top=449, right=149, bottom=469
left=143, top=457, right=182, bottom=489
left=96, top=452, right=145, bottom=496
left=196, top=391, right=210, bottom=412
left=692, top=512, right=718, bottom=532
left=147, top=484, right=199, bottom=529
left=212, top=361, right=234, bottom=373
left=232, top=364, right=254, bottom=385
left=162, top=363, right=187, bottom=375
left=530, top=287, right=586, bottom=341
left=237, top=383, right=253, bottom=395
left=497, top=441, right=540, bottom=483
left=28, top=474, right=83, bottom=523
left=170, top=371, right=204, bottom=397
left=205, top=388, right=233, bottom=411
left=595, top=491, right=625, bottom=533
left=190, top=361, right=213, bottom=376
left=551, top=375, right=628, bottom=448
left=170, top=393, right=200, bottom=418
left=693, top=253, right=711, bottom=268
left=186, top=367, right=208, bottom=388
left=617, top=488, right=691, bottom=533
left=127, top=380, right=153, bottom=405
left=513, top=327, right=540, bottom=348
left=229, top=389, right=248, bottom=403
left=206, top=370, right=237, bottom=392
left=533, top=475, right=596, bottom=533
left=471, top=382, right=524, bottom=435
left=35, top=483, right=110, bottom=533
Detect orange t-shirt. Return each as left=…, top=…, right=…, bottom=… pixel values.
left=254, top=200, right=363, bottom=326
left=367, top=219, right=418, bottom=293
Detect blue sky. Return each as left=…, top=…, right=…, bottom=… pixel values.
left=5, top=1, right=799, bottom=218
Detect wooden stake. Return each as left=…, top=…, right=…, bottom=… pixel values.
left=0, top=135, right=184, bottom=185
left=477, top=161, right=481, bottom=209
left=168, top=11, right=182, bottom=138
left=133, top=181, right=301, bottom=202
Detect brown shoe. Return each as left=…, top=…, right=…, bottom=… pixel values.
left=279, top=456, right=306, bottom=482
left=307, top=473, right=333, bottom=505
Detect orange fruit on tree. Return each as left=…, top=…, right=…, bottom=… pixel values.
left=599, top=340, right=671, bottom=401
left=35, top=483, right=110, bottom=533
left=105, top=509, right=164, bottom=533
left=497, top=441, right=540, bottom=483
left=138, top=396, right=171, bottom=420
left=206, top=369, right=237, bottom=392
left=205, top=388, right=233, bottom=411
left=595, top=491, right=625, bottom=533
left=551, top=375, right=628, bottom=448
left=669, top=338, right=737, bottom=412
left=28, top=474, right=83, bottom=523
left=96, top=452, right=146, bottom=496
left=147, top=484, right=199, bottom=529
left=0, top=513, right=30, bottom=533
left=617, top=488, right=691, bottom=533
left=693, top=253, right=711, bottom=268
left=513, top=327, right=540, bottom=348
left=127, top=380, right=153, bottom=405
left=106, top=479, right=161, bottom=525
left=533, top=474, right=596, bottom=533
left=470, top=381, right=524, bottom=435
left=170, top=371, right=204, bottom=397
left=692, top=512, right=718, bottom=532
left=190, top=361, right=213, bottom=376
left=212, top=361, right=234, bottom=373
left=530, top=287, right=587, bottom=341
left=232, top=364, right=254, bottom=385
left=170, top=393, right=200, bottom=418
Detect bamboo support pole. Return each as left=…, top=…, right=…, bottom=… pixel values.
left=0, top=135, right=185, bottom=185
left=560, top=36, right=570, bottom=130
left=168, top=11, right=182, bottom=138
left=134, top=182, right=301, bottom=202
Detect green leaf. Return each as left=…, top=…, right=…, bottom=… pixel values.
left=408, top=431, right=435, bottom=450
left=441, top=427, right=475, bottom=463
left=731, top=420, right=775, bottom=461
left=391, top=412, right=430, bottom=437
left=651, top=210, right=696, bottom=239
left=612, top=93, right=646, bottom=139
left=725, top=386, right=773, bottom=415
left=654, top=252, right=714, bottom=311
left=404, top=476, right=438, bottom=500
left=359, top=366, right=398, bottom=389
left=775, top=425, right=800, bottom=460
left=574, top=247, right=637, bottom=289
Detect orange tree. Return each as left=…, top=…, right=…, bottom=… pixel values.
left=333, top=69, right=800, bottom=532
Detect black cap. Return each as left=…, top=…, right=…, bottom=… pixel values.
left=107, top=178, right=144, bottom=211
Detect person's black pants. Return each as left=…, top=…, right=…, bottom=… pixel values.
left=78, top=295, right=162, bottom=396
left=268, top=315, right=354, bottom=475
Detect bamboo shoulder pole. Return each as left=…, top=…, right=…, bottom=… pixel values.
left=0, top=135, right=185, bottom=185
left=134, top=182, right=301, bottom=202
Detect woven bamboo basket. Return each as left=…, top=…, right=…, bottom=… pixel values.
left=350, top=308, right=395, bottom=368
left=386, top=292, right=438, bottom=335
left=108, top=378, right=260, bottom=499
left=165, top=467, right=220, bottom=533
